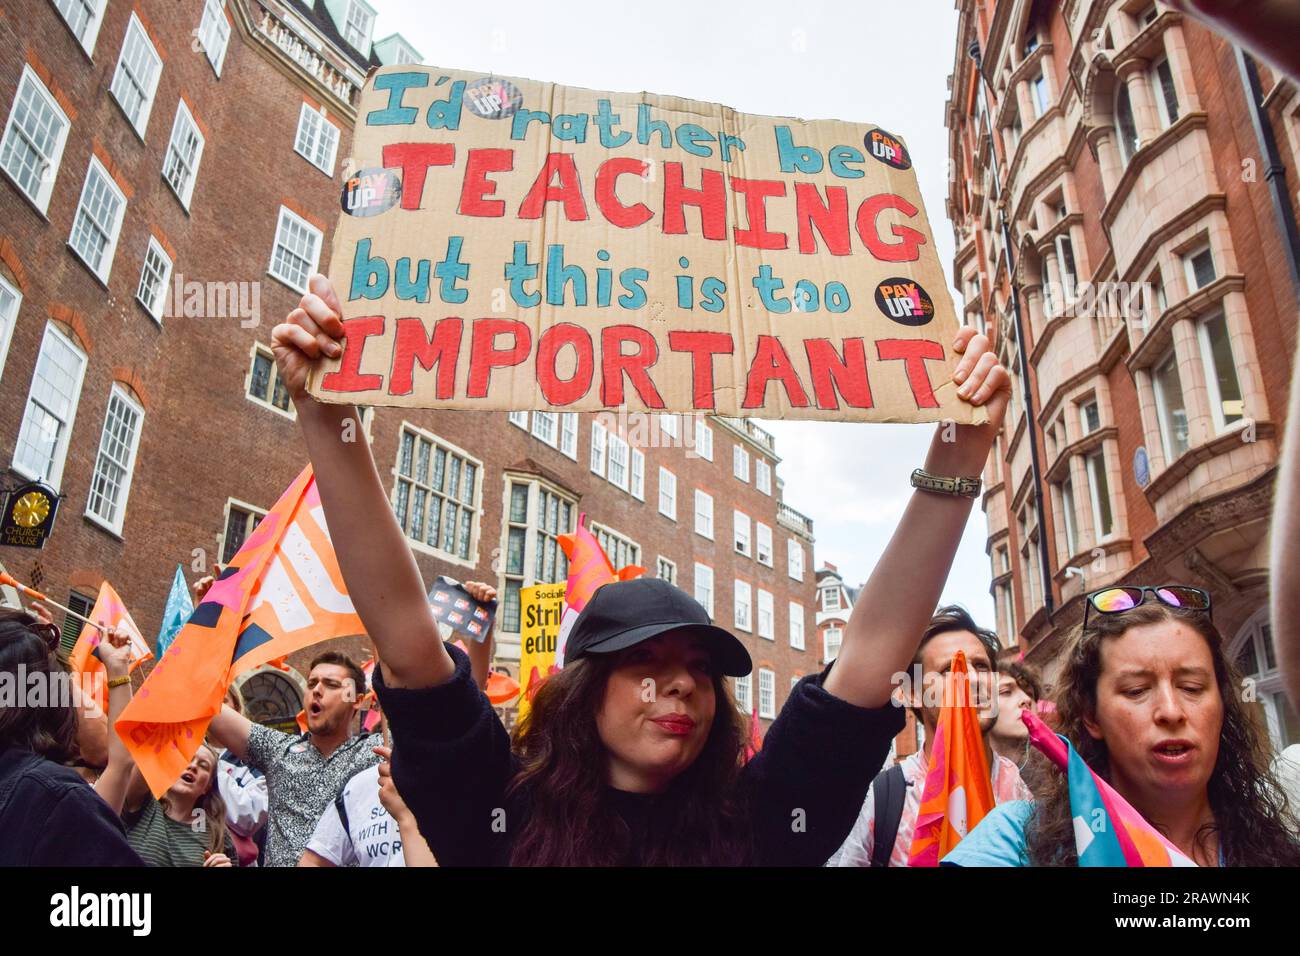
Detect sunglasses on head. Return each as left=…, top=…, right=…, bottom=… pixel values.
left=1, top=610, right=61, bottom=652
left=1082, top=585, right=1211, bottom=629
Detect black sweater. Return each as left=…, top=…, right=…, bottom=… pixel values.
left=0, top=748, right=143, bottom=866
left=375, top=643, right=904, bottom=866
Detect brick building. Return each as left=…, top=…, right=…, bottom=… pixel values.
left=945, top=0, right=1300, bottom=753
left=0, top=0, right=820, bottom=733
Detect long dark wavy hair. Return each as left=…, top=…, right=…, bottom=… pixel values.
left=506, top=650, right=750, bottom=865
left=0, top=608, right=79, bottom=762
left=1025, top=603, right=1300, bottom=866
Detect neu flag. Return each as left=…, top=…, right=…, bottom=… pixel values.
left=155, top=564, right=193, bottom=657
left=68, top=582, right=153, bottom=711
left=908, top=650, right=995, bottom=866
left=553, top=514, right=644, bottom=667
left=117, top=465, right=366, bottom=796
left=744, top=702, right=764, bottom=764
left=1021, top=709, right=1196, bottom=866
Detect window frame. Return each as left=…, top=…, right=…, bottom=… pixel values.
left=733, top=509, right=752, bottom=557
left=68, top=155, right=127, bottom=283
left=656, top=556, right=676, bottom=585
left=499, top=477, right=576, bottom=633
left=756, top=521, right=773, bottom=567
left=0, top=66, right=71, bottom=214
left=1115, top=82, right=1139, bottom=167
left=1196, top=311, right=1245, bottom=433
left=589, top=420, right=606, bottom=475
left=245, top=342, right=295, bottom=419
left=734, top=580, right=752, bottom=633
left=1060, top=475, right=1078, bottom=558
left=734, top=672, right=751, bottom=713
left=733, top=444, right=749, bottom=482
left=693, top=562, right=714, bottom=619
left=163, top=98, right=205, bottom=210
left=110, top=13, right=163, bottom=138
left=1182, top=244, right=1217, bottom=293
left=136, top=236, right=173, bottom=323
left=84, top=383, right=145, bottom=535
left=755, top=459, right=772, bottom=495
left=198, top=0, right=232, bottom=77
left=789, top=601, right=805, bottom=650
left=823, top=626, right=843, bottom=664
left=756, top=588, right=774, bottom=641
left=757, top=668, right=776, bottom=720
left=392, top=423, right=484, bottom=566
left=52, top=0, right=107, bottom=55
left=0, top=272, right=21, bottom=382
left=787, top=538, right=804, bottom=581
left=694, top=420, right=713, bottom=461
left=1031, top=70, right=1050, bottom=118
left=1085, top=448, right=1114, bottom=541
left=12, top=322, right=87, bottom=489
left=1151, top=347, right=1189, bottom=464
left=220, top=497, right=267, bottom=565
left=293, top=102, right=340, bottom=176
left=342, top=0, right=377, bottom=56
left=694, top=489, right=713, bottom=540
left=268, top=205, right=323, bottom=294
left=1152, top=56, right=1180, bottom=128
left=657, top=467, right=677, bottom=520
left=559, top=412, right=578, bottom=459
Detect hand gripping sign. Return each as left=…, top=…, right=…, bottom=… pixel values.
left=310, top=67, right=983, bottom=425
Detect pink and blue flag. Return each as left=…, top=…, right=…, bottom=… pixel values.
left=1022, top=709, right=1196, bottom=866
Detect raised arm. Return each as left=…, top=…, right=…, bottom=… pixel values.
left=208, top=704, right=254, bottom=762
left=821, top=326, right=1009, bottom=708
left=1271, top=351, right=1300, bottom=709
left=272, top=274, right=451, bottom=690
left=92, top=628, right=138, bottom=814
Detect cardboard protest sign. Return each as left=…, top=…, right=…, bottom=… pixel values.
left=517, top=582, right=566, bottom=724
left=310, top=66, right=981, bottom=424
left=428, top=575, right=496, bottom=642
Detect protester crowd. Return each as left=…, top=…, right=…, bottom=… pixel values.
left=5, top=0, right=1300, bottom=874
left=0, top=257, right=1297, bottom=868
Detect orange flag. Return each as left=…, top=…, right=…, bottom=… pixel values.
left=556, top=515, right=645, bottom=612
left=116, top=465, right=366, bottom=796
left=907, top=650, right=995, bottom=866
left=68, top=582, right=153, bottom=711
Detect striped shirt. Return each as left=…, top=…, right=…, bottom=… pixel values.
left=124, top=798, right=239, bottom=867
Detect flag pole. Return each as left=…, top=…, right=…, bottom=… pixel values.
left=0, top=572, right=105, bottom=632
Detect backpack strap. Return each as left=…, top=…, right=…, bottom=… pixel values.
left=334, top=783, right=351, bottom=840
left=870, top=763, right=908, bottom=868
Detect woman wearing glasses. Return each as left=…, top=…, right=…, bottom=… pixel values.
left=0, top=608, right=142, bottom=865
left=944, top=586, right=1300, bottom=866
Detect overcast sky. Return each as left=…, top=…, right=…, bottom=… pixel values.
left=370, top=0, right=996, bottom=625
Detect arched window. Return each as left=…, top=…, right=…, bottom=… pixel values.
left=1231, top=609, right=1300, bottom=753
left=236, top=668, right=305, bottom=734
left=1115, top=83, right=1139, bottom=165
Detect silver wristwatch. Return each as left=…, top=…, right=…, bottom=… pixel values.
left=910, top=468, right=982, bottom=498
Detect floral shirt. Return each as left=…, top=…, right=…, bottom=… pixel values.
left=245, top=724, right=381, bottom=867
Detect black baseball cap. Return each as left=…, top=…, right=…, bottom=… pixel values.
left=564, top=577, right=752, bottom=677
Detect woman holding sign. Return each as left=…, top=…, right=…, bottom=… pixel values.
left=272, top=273, right=1010, bottom=865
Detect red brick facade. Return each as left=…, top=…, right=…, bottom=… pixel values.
left=946, top=0, right=1300, bottom=751
left=0, top=0, right=820, bottom=733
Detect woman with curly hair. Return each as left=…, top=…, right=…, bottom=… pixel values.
left=944, top=587, right=1300, bottom=866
